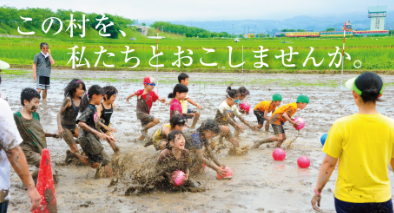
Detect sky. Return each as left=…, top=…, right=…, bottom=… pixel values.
left=2, top=0, right=393, bottom=22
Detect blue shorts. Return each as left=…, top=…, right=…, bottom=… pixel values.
left=0, top=201, right=8, bottom=213
left=335, top=197, right=393, bottom=213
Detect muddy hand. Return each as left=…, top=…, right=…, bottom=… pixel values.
left=237, top=125, right=245, bottom=133
left=216, top=167, right=227, bottom=178
left=109, top=127, right=117, bottom=133
left=53, top=133, right=60, bottom=139
left=58, top=127, right=64, bottom=136
left=311, top=194, right=322, bottom=212
left=27, top=186, right=41, bottom=212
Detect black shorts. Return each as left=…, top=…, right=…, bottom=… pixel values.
left=254, top=110, right=266, bottom=125
left=271, top=124, right=285, bottom=135
left=37, top=76, right=50, bottom=89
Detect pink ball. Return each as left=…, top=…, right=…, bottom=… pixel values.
left=240, top=102, right=251, bottom=113
left=217, top=167, right=233, bottom=179
left=171, top=170, right=186, bottom=186
left=297, top=156, right=311, bottom=168
left=272, top=148, right=286, bottom=161
left=293, top=117, right=306, bottom=130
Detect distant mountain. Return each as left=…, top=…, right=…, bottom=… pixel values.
left=145, top=11, right=394, bottom=34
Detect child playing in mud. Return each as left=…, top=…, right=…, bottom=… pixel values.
left=144, top=114, right=186, bottom=150
left=252, top=94, right=309, bottom=149
left=168, top=84, right=193, bottom=120
left=126, top=76, right=166, bottom=140
left=183, top=119, right=228, bottom=177
left=253, top=93, right=282, bottom=131
left=57, top=79, right=86, bottom=163
left=215, top=86, right=256, bottom=147
left=236, top=86, right=250, bottom=114
left=69, top=85, right=116, bottom=178
left=97, top=86, right=119, bottom=153
left=14, top=88, right=59, bottom=180
left=178, top=73, right=202, bottom=129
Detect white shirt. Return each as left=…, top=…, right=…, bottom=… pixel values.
left=41, top=51, right=49, bottom=58
left=0, top=99, right=23, bottom=202
left=217, top=101, right=241, bottom=117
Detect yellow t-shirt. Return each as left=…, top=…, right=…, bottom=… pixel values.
left=180, top=95, right=189, bottom=114
left=152, top=124, right=172, bottom=147
left=323, top=113, right=394, bottom=203
left=254, top=100, right=277, bottom=113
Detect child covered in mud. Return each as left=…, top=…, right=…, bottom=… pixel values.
left=178, top=73, right=202, bottom=129
left=69, top=85, right=116, bottom=178
left=168, top=84, right=194, bottom=120
left=14, top=88, right=59, bottom=180
left=253, top=93, right=282, bottom=132
left=97, top=86, right=119, bottom=153
left=183, top=119, right=228, bottom=177
left=57, top=79, right=86, bottom=163
left=252, top=94, right=309, bottom=149
left=126, top=76, right=166, bottom=140
left=215, top=87, right=256, bottom=147
left=144, top=114, right=186, bottom=150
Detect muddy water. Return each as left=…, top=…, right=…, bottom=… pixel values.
left=4, top=70, right=394, bottom=212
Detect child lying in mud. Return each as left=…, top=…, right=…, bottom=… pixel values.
left=125, top=130, right=201, bottom=195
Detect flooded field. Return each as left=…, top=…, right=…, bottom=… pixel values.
left=3, top=70, right=394, bottom=213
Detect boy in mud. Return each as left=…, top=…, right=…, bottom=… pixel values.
left=253, top=93, right=282, bottom=131
left=144, top=114, right=186, bottom=150
left=183, top=119, right=229, bottom=177
left=252, top=94, right=309, bottom=149
left=14, top=88, right=59, bottom=180
left=178, top=73, right=203, bottom=129
left=126, top=76, right=166, bottom=140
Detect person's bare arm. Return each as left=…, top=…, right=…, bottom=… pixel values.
left=311, top=154, right=338, bottom=211
left=32, top=63, right=37, bottom=81
left=78, top=121, right=115, bottom=142
left=45, top=133, right=59, bottom=138
left=197, top=147, right=226, bottom=177
left=223, top=110, right=242, bottom=130
left=6, top=146, right=41, bottom=212
left=205, top=144, right=224, bottom=168
left=158, top=97, right=166, bottom=103
left=48, top=49, right=55, bottom=65
left=283, top=112, right=297, bottom=126
left=236, top=115, right=254, bottom=130
left=264, top=110, right=270, bottom=120
left=57, top=98, right=71, bottom=135
left=126, top=93, right=136, bottom=102
left=187, top=98, right=203, bottom=110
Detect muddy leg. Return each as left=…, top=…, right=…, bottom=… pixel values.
left=104, top=163, right=113, bottom=177
left=106, top=131, right=119, bottom=152
left=252, top=136, right=276, bottom=149
left=275, top=133, right=287, bottom=148
left=265, top=120, right=270, bottom=132
left=190, top=112, right=200, bottom=129
left=42, top=89, right=48, bottom=101
left=139, top=118, right=159, bottom=140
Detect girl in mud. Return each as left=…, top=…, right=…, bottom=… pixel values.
left=312, top=72, right=394, bottom=212
left=214, top=86, right=256, bottom=147
left=57, top=79, right=86, bottom=163
left=168, top=84, right=194, bottom=120
left=69, top=85, right=116, bottom=177
left=183, top=119, right=228, bottom=177
left=96, top=86, right=119, bottom=153
left=236, top=86, right=250, bottom=114
left=144, top=114, right=186, bottom=150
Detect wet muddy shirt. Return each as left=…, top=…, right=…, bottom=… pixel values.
left=76, top=104, right=100, bottom=139
left=14, top=111, right=47, bottom=154
left=254, top=100, right=277, bottom=113
left=270, top=103, right=298, bottom=126
left=135, top=89, right=159, bottom=116
left=183, top=130, right=208, bottom=151
left=152, top=124, right=172, bottom=146
left=323, top=113, right=394, bottom=203
left=170, top=99, right=182, bottom=119
left=0, top=99, right=23, bottom=203
left=61, top=98, right=80, bottom=131
left=156, top=149, right=190, bottom=176
left=214, top=101, right=241, bottom=125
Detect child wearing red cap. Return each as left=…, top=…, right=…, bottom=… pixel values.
left=126, top=76, right=166, bottom=140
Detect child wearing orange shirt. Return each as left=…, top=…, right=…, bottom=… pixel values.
left=253, top=93, right=282, bottom=131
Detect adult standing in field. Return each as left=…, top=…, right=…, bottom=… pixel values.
left=311, top=72, right=394, bottom=213
left=33, top=42, right=55, bottom=101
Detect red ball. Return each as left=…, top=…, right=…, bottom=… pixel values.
left=272, top=148, right=286, bottom=161
left=240, top=102, right=251, bottom=113
left=297, top=156, right=311, bottom=168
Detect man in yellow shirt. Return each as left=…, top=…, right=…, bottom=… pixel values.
left=253, top=93, right=282, bottom=131
left=252, top=94, right=309, bottom=149
left=311, top=72, right=394, bottom=213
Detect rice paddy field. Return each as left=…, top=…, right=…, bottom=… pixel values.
left=1, top=32, right=394, bottom=72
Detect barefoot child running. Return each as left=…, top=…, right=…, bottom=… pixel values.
left=252, top=94, right=309, bottom=149
left=215, top=87, right=256, bottom=147
left=253, top=93, right=282, bottom=131
left=14, top=88, right=59, bottom=180
left=97, top=86, right=119, bottom=153
left=178, top=73, right=202, bottom=128
left=144, top=114, right=186, bottom=150
left=126, top=76, right=166, bottom=140
left=71, top=85, right=115, bottom=177
left=57, top=79, right=86, bottom=163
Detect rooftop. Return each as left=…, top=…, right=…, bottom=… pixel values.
left=368, top=6, right=388, bottom=13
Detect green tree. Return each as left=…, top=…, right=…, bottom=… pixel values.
left=325, top=28, right=335, bottom=31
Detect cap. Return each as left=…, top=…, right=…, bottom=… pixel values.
left=143, top=76, right=155, bottom=85
left=345, top=76, right=384, bottom=96
left=297, top=94, right=309, bottom=104
left=272, top=93, right=282, bottom=101
left=0, top=60, right=10, bottom=70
